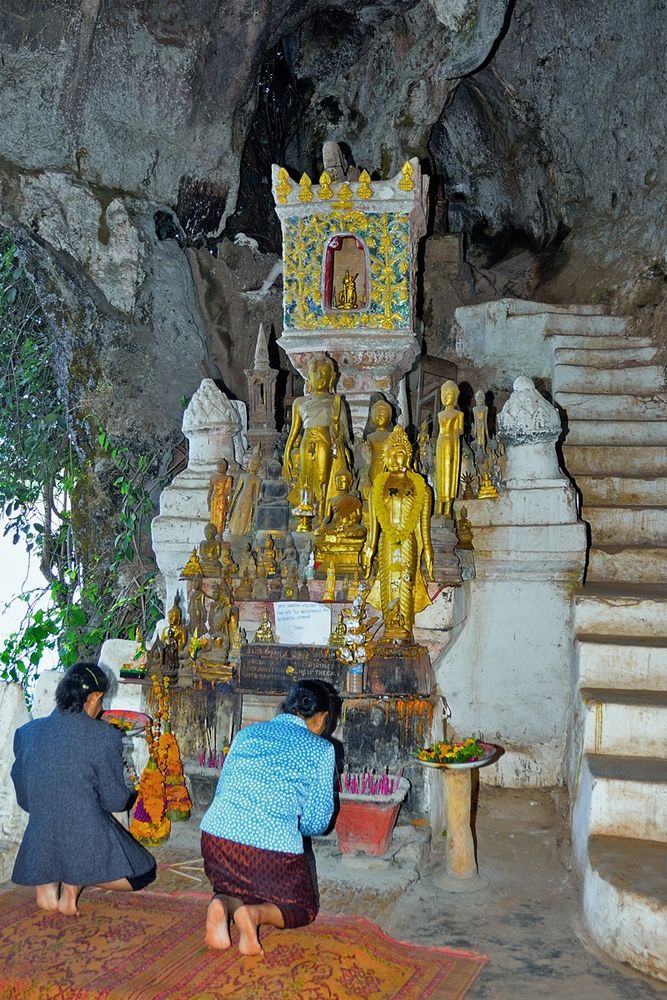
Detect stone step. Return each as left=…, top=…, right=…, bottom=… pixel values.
left=554, top=345, right=659, bottom=366
left=554, top=363, right=665, bottom=395
left=565, top=419, right=667, bottom=446
left=542, top=314, right=628, bottom=336
left=575, top=474, right=667, bottom=508
left=555, top=390, right=667, bottom=421
left=577, top=634, right=667, bottom=690
left=575, top=587, right=667, bottom=638
left=586, top=544, right=667, bottom=584
left=582, top=755, right=667, bottom=843
left=550, top=334, right=653, bottom=352
left=584, top=505, right=667, bottom=545
left=563, top=444, right=667, bottom=476
left=584, top=835, right=667, bottom=981
left=580, top=687, right=667, bottom=756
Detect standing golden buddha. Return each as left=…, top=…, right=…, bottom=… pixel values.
left=362, top=426, right=434, bottom=643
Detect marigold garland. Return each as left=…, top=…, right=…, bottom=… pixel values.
left=130, top=757, right=171, bottom=846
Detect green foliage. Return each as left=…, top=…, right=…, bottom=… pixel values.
left=0, top=230, right=163, bottom=689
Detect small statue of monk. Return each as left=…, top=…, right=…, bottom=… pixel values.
left=435, top=380, right=464, bottom=518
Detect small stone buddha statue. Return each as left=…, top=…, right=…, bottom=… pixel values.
left=237, top=542, right=257, bottom=580
left=208, top=581, right=231, bottom=638
left=219, top=542, right=238, bottom=580
left=254, top=459, right=290, bottom=535
left=198, top=522, right=222, bottom=577
left=456, top=505, right=475, bottom=549
left=188, top=574, right=209, bottom=639
left=235, top=567, right=254, bottom=601
left=252, top=564, right=269, bottom=600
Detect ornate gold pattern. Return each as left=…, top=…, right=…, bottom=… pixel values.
left=276, top=167, right=292, bottom=205
left=298, top=173, right=313, bottom=203
left=333, top=182, right=354, bottom=209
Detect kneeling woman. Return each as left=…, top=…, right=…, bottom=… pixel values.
left=200, top=678, right=335, bottom=955
left=11, top=662, right=156, bottom=915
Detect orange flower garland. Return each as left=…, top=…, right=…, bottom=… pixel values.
left=159, top=729, right=192, bottom=822
left=130, top=757, right=171, bottom=846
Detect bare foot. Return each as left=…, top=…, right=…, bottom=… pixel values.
left=35, top=883, right=60, bottom=912
left=235, top=905, right=264, bottom=956
left=206, top=896, right=232, bottom=950
left=58, top=884, right=82, bottom=916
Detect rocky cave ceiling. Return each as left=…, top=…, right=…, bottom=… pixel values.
left=0, top=0, right=664, bottom=464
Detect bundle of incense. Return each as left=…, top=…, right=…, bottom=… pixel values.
left=339, top=766, right=404, bottom=797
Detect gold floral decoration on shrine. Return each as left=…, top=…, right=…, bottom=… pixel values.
left=398, top=161, right=415, bottom=192
left=318, top=171, right=333, bottom=200
left=282, top=210, right=410, bottom=332
left=298, top=173, right=313, bottom=202
left=357, top=170, right=373, bottom=199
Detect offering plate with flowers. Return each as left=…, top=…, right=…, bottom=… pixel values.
left=102, top=709, right=152, bottom=738
left=411, top=738, right=496, bottom=771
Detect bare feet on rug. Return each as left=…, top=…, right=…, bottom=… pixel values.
left=206, top=896, right=232, bottom=950
left=235, top=905, right=265, bottom=956
left=35, top=883, right=60, bottom=912
left=58, top=884, right=82, bottom=916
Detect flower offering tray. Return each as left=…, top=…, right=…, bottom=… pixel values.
left=102, top=709, right=152, bottom=737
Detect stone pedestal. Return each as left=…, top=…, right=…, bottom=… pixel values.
left=366, top=643, right=434, bottom=696
left=430, top=516, right=463, bottom=586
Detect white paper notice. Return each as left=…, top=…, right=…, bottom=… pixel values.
left=273, top=602, right=331, bottom=646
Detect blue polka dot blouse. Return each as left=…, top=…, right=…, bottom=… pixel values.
left=200, top=713, right=335, bottom=855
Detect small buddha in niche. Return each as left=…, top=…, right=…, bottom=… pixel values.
left=336, top=270, right=358, bottom=310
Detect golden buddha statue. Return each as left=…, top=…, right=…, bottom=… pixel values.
left=314, top=469, right=366, bottom=577
left=227, top=453, right=262, bottom=537
left=435, top=380, right=464, bottom=518
left=219, top=542, right=238, bottom=580
left=160, top=595, right=189, bottom=652
left=282, top=355, right=350, bottom=521
left=477, top=469, right=499, bottom=499
left=258, top=534, right=278, bottom=578
left=328, top=612, right=347, bottom=647
left=336, top=269, right=358, bottom=309
left=365, top=399, right=393, bottom=485
left=235, top=567, right=254, bottom=602
left=208, top=458, right=234, bottom=537
left=180, top=548, right=204, bottom=579
left=322, top=560, right=336, bottom=602
left=198, top=522, right=222, bottom=576
left=254, top=608, right=274, bottom=643
left=361, top=426, right=434, bottom=643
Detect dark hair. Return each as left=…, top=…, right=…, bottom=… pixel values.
left=282, top=679, right=332, bottom=720
left=55, top=662, right=109, bottom=713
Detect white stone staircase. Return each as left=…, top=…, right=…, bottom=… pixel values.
left=552, top=314, right=667, bottom=982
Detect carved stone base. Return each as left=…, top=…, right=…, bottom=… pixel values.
left=430, top=515, right=463, bottom=586
left=366, top=642, right=434, bottom=696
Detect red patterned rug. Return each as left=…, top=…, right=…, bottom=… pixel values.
left=0, top=886, right=487, bottom=999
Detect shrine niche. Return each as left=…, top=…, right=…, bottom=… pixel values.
left=323, top=234, right=368, bottom=312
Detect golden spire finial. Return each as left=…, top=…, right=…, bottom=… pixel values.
left=357, top=170, right=373, bottom=199
left=318, top=171, right=333, bottom=200
left=298, top=173, right=313, bottom=202
left=276, top=166, right=292, bottom=204
left=398, top=161, right=415, bottom=192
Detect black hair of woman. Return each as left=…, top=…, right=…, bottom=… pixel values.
left=55, top=662, right=109, bottom=713
left=282, top=678, right=332, bottom=720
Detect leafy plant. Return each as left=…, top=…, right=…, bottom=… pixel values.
left=0, top=230, right=163, bottom=690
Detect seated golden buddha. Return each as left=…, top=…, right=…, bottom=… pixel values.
left=315, top=470, right=366, bottom=577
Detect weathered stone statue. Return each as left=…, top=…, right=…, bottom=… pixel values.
left=282, top=355, right=350, bottom=521
left=237, top=542, right=257, bottom=579
left=416, top=419, right=433, bottom=479
left=362, top=426, right=434, bottom=642
left=208, top=458, right=234, bottom=537
left=322, top=140, right=359, bottom=183
left=254, top=458, right=290, bottom=535
left=227, top=452, right=262, bottom=537
left=188, top=574, right=209, bottom=637
left=435, top=380, right=464, bottom=517
left=198, top=522, right=222, bottom=576
left=472, top=389, right=489, bottom=455
left=208, top=581, right=231, bottom=638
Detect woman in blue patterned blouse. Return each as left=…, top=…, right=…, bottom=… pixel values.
left=200, top=678, right=336, bottom=955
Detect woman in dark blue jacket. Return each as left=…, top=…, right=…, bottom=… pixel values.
left=11, top=661, right=155, bottom=915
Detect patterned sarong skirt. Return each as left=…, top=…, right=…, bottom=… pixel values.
left=200, top=832, right=318, bottom=929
